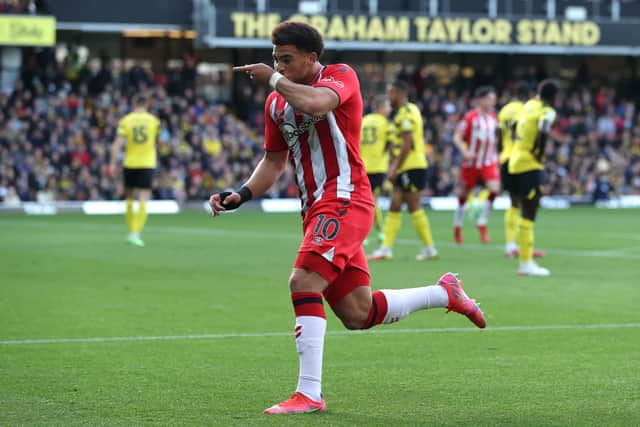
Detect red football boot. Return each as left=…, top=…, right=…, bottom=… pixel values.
left=454, top=226, right=463, bottom=244
left=477, top=224, right=489, bottom=243
left=437, top=272, right=486, bottom=329
left=264, top=392, right=327, bottom=414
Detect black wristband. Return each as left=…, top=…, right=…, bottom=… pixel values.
left=237, top=185, right=253, bottom=203
left=219, top=186, right=253, bottom=210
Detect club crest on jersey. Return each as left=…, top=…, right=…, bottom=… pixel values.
left=279, top=115, right=326, bottom=146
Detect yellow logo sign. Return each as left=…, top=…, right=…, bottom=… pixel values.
left=0, top=15, right=56, bottom=47
left=230, top=13, right=601, bottom=46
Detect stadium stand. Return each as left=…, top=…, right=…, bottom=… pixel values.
left=1, top=50, right=639, bottom=204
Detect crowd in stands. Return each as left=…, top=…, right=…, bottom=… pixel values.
left=1, top=50, right=639, bottom=205
left=0, top=0, right=38, bottom=14
left=380, top=63, right=640, bottom=201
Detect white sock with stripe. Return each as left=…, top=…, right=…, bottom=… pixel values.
left=380, top=286, right=449, bottom=324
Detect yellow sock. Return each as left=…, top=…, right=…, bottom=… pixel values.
left=125, top=199, right=135, bottom=232
left=477, top=189, right=489, bottom=203
left=410, top=209, right=433, bottom=247
left=382, top=211, right=402, bottom=248
left=505, top=207, right=519, bottom=244
left=518, top=218, right=534, bottom=263
left=134, top=201, right=148, bottom=233
left=374, top=202, right=384, bottom=232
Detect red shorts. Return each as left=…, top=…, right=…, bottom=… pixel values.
left=294, top=198, right=374, bottom=306
left=461, top=164, right=500, bottom=189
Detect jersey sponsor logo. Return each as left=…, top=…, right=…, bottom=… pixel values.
left=279, top=115, right=326, bottom=145
left=319, top=76, right=344, bottom=89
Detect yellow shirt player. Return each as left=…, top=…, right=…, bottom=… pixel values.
left=109, top=94, right=160, bottom=247
left=368, top=80, right=437, bottom=262
left=497, top=81, right=529, bottom=257
left=361, top=95, right=392, bottom=241
left=508, top=79, right=559, bottom=277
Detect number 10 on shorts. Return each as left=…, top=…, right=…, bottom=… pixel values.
left=313, top=214, right=340, bottom=241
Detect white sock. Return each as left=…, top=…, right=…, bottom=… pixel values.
left=477, top=199, right=490, bottom=226
left=295, top=316, right=326, bottom=402
left=506, top=242, right=518, bottom=252
left=380, top=286, right=449, bottom=324
left=454, top=203, right=466, bottom=227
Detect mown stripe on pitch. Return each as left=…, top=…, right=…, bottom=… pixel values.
left=1, top=323, right=639, bottom=346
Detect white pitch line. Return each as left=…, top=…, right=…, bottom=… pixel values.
left=1, top=323, right=639, bottom=346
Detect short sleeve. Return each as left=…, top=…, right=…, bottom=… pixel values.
left=313, top=64, right=359, bottom=107
left=399, top=116, right=414, bottom=133
left=538, top=108, right=557, bottom=132
left=264, top=93, right=288, bottom=152
left=457, top=113, right=471, bottom=141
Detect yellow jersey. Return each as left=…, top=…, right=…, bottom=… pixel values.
left=393, top=102, right=427, bottom=173
left=497, top=100, right=524, bottom=165
left=117, top=111, right=161, bottom=169
left=509, top=99, right=556, bottom=174
left=360, top=113, right=392, bottom=174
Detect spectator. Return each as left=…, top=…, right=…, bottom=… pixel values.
left=1, top=54, right=639, bottom=204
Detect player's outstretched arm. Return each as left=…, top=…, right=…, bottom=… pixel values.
left=209, top=150, right=288, bottom=217
left=233, top=64, right=339, bottom=116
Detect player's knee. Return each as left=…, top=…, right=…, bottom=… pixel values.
left=288, top=269, right=324, bottom=293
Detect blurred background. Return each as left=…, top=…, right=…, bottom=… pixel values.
left=1, top=0, right=639, bottom=210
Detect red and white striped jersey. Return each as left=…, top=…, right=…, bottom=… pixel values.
left=264, top=64, right=372, bottom=213
left=457, top=109, right=498, bottom=169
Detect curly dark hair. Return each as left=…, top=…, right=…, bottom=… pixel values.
left=271, top=21, right=324, bottom=58
left=538, top=79, right=560, bottom=104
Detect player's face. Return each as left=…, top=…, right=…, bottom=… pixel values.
left=272, top=45, right=317, bottom=84
left=380, top=99, right=391, bottom=117
left=479, top=92, right=496, bottom=112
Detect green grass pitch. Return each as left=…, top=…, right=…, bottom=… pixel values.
left=1, top=207, right=639, bottom=426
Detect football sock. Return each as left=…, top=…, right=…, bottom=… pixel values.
left=374, top=286, right=449, bottom=325
left=364, top=290, right=389, bottom=328
left=292, top=292, right=326, bottom=402
left=373, top=201, right=384, bottom=232
left=135, top=201, right=148, bottom=233
left=125, top=199, right=135, bottom=232
left=454, top=196, right=466, bottom=227
left=382, top=211, right=402, bottom=248
left=477, top=192, right=496, bottom=226
left=505, top=207, right=519, bottom=246
left=410, top=209, right=433, bottom=247
left=518, top=218, right=534, bottom=263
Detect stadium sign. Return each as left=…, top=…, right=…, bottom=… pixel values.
left=200, top=12, right=640, bottom=55
left=0, top=15, right=56, bottom=47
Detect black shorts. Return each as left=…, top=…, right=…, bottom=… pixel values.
left=367, top=173, right=386, bottom=193
left=500, top=162, right=512, bottom=192
left=510, top=170, right=545, bottom=199
left=124, top=168, right=154, bottom=189
left=394, top=168, right=427, bottom=192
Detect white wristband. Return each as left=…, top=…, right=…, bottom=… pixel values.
left=269, top=72, right=284, bottom=90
